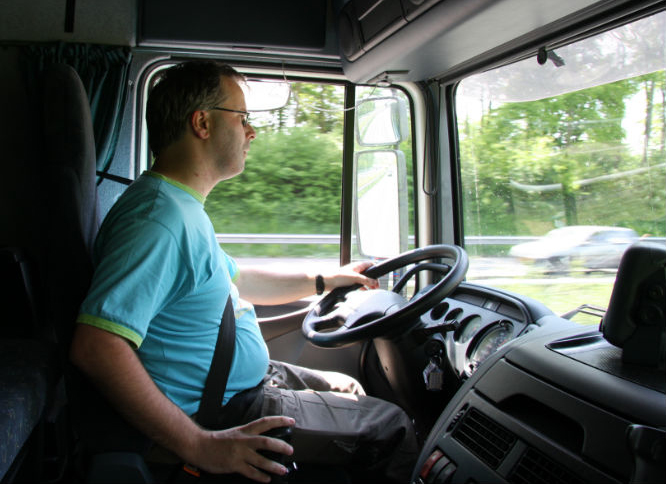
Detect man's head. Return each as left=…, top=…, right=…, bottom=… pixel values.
left=146, top=60, right=244, bottom=158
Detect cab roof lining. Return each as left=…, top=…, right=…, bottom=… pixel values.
left=1, top=0, right=663, bottom=85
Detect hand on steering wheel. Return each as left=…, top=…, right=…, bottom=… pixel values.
left=302, top=245, right=468, bottom=348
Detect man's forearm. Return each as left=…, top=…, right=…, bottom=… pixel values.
left=236, top=267, right=317, bottom=305
left=69, top=323, right=295, bottom=482
left=236, top=261, right=379, bottom=305
left=70, top=324, right=204, bottom=463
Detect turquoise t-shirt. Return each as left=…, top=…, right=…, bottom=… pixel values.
left=77, top=171, right=269, bottom=416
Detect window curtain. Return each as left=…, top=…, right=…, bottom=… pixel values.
left=21, top=42, right=132, bottom=182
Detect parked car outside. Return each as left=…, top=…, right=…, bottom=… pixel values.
left=508, top=225, right=639, bottom=273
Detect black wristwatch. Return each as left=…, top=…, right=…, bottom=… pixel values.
left=315, top=274, right=325, bottom=295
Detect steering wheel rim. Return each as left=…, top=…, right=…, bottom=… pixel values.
left=303, top=244, right=469, bottom=348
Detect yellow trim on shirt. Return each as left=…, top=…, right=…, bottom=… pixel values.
left=77, top=314, right=143, bottom=349
left=145, top=170, right=206, bottom=204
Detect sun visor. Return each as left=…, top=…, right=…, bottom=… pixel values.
left=140, top=0, right=327, bottom=52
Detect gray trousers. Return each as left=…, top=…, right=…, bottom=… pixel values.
left=260, top=361, right=419, bottom=484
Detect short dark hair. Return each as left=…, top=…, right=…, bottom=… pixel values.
left=146, top=60, right=242, bottom=157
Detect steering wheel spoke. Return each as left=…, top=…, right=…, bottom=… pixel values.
left=392, top=262, right=452, bottom=294
left=308, top=310, right=343, bottom=332
left=303, top=245, right=469, bottom=348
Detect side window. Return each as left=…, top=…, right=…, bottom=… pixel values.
left=351, top=86, right=415, bottom=290
left=351, top=86, right=414, bottom=262
left=140, top=70, right=415, bottom=276
left=206, top=81, right=345, bottom=270
left=205, top=82, right=345, bottom=274
left=456, top=11, right=666, bottom=322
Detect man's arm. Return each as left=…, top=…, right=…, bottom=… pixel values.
left=235, top=260, right=379, bottom=305
left=70, top=324, right=294, bottom=483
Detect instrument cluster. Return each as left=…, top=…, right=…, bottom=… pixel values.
left=420, top=283, right=533, bottom=378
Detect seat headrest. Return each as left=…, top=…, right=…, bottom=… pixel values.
left=41, top=63, right=99, bottom=245
left=42, top=63, right=96, bottom=182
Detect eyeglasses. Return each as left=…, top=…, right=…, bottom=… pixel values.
left=209, top=106, right=251, bottom=127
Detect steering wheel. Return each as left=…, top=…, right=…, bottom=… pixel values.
left=303, top=245, right=469, bottom=348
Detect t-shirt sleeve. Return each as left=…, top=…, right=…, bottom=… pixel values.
left=77, top=220, right=191, bottom=348
left=223, top=247, right=240, bottom=282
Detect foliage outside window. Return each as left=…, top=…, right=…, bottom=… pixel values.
left=204, top=81, right=414, bottom=267
left=351, top=86, right=414, bottom=263
left=205, top=82, right=346, bottom=259
left=457, top=11, right=666, bottom=321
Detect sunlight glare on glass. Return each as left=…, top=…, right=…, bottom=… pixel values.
left=242, top=80, right=291, bottom=111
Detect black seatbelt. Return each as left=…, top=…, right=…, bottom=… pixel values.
left=197, top=295, right=236, bottom=429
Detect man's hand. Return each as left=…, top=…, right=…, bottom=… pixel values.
left=71, top=325, right=295, bottom=483
left=322, top=260, right=379, bottom=292
left=236, top=260, right=379, bottom=305
left=189, top=416, right=295, bottom=483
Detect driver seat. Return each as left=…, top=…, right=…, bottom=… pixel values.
left=39, top=63, right=349, bottom=484
left=38, top=62, right=158, bottom=483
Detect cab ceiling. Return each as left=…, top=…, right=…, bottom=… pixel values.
left=338, top=0, right=659, bottom=84
left=1, top=0, right=660, bottom=85
left=0, top=0, right=137, bottom=46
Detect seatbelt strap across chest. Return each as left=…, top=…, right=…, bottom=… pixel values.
left=197, top=295, right=236, bottom=429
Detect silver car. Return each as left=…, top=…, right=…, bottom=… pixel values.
left=509, top=225, right=640, bottom=273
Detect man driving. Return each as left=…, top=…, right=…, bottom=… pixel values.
left=70, top=60, right=418, bottom=483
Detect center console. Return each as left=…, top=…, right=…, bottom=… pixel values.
left=412, top=322, right=666, bottom=484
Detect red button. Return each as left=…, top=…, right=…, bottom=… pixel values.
left=419, top=449, right=445, bottom=480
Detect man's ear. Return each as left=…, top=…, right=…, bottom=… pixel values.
left=190, top=110, right=210, bottom=140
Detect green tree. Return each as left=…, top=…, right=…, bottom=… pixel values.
left=289, top=83, right=344, bottom=134
left=462, top=78, right=642, bottom=235
left=205, top=126, right=343, bottom=234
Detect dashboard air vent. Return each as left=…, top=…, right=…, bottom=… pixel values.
left=453, top=407, right=516, bottom=468
left=509, top=447, right=585, bottom=484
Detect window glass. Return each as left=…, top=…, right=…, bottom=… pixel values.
left=457, top=11, right=666, bottom=323
left=352, top=86, right=415, bottom=290
left=140, top=70, right=416, bottom=279
left=206, top=81, right=345, bottom=271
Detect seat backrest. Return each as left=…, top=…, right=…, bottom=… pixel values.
left=0, top=48, right=43, bottom=276
left=0, top=247, right=40, bottom=338
left=39, top=63, right=154, bottom=468
left=0, top=57, right=96, bottom=483
left=41, top=63, right=101, bottom=348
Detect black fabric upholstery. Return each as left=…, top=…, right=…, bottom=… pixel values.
left=0, top=48, right=43, bottom=270
left=0, top=247, right=40, bottom=339
left=38, top=64, right=151, bottom=477
left=0, top=340, right=57, bottom=481
left=0, top=248, right=51, bottom=482
left=41, top=63, right=100, bottom=348
left=0, top=55, right=52, bottom=480
left=0, top=61, right=102, bottom=483
left=42, top=63, right=99, bottom=252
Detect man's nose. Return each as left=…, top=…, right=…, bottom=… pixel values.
left=246, top=123, right=256, bottom=140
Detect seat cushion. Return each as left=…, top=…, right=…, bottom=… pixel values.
left=0, top=339, right=57, bottom=480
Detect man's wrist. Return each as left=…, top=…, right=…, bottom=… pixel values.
left=177, top=425, right=209, bottom=467
left=315, top=274, right=325, bottom=295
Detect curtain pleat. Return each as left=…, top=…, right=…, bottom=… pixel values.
left=21, top=42, right=132, bottom=182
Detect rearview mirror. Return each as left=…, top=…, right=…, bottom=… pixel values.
left=243, top=79, right=291, bottom=111
left=355, top=97, right=408, bottom=146
left=354, top=150, right=409, bottom=258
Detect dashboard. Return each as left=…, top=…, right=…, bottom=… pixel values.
left=419, top=283, right=550, bottom=379
left=410, top=275, right=666, bottom=484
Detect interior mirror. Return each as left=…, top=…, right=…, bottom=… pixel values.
left=354, top=150, right=409, bottom=258
left=355, top=96, right=408, bottom=146
left=243, top=79, right=291, bottom=111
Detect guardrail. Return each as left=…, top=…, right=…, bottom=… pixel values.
left=216, top=233, right=666, bottom=246
left=216, top=234, right=343, bottom=244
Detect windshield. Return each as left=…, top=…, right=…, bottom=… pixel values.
left=457, top=11, right=666, bottom=323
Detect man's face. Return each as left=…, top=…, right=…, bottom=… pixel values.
left=209, top=76, right=256, bottom=180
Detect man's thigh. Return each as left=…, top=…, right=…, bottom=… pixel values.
left=266, top=360, right=364, bottom=395
left=261, top=385, right=413, bottom=466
